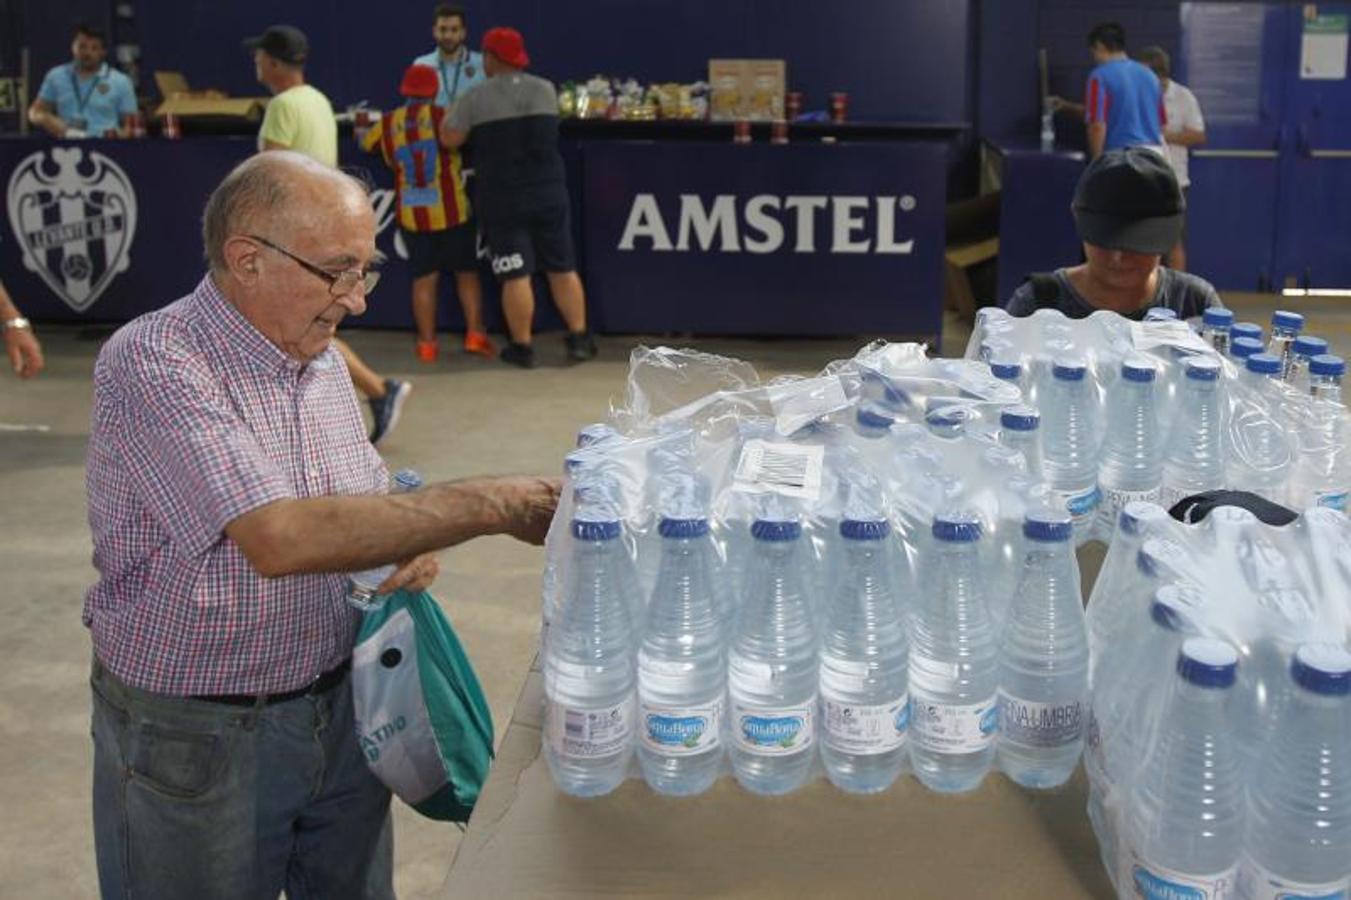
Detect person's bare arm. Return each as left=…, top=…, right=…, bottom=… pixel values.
left=439, top=118, right=469, bottom=149
left=1166, top=128, right=1206, bottom=147
left=1086, top=122, right=1106, bottom=159
left=1049, top=96, right=1085, bottom=118
left=0, top=280, right=43, bottom=378
left=27, top=98, right=67, bottom=138
left=226, top=475, right=560, bottom=578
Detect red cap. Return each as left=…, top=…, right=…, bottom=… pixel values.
left=399, top=64, right=439, bottom=99
left=482, top=27, right=529, bottom=69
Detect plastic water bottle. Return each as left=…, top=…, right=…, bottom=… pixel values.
left=346, top=469, right=426, bottom=610
left=1310, top=354, right=1345, bottom=403
left=1269, top=309, right=1305, bottom=376
left=1231, top=336, right=1265, bottom=364
left=925, top=405, right=971, bottom=440
left=1231, top=321, right=1264, bottom=346
left=1122, top=638, right=1244, bottom=899
left=1200, top=307, right=1234, bottom=355
left=1085, top=502, right=1173, bottom=667
left=1243, top=352, right=1282, bottom=392
left=855, top=403, right=895, bottom=440
left=1161, top=357, right=1225, bottom=509
left=576, top=422, right=619, bottom=448
left=989, top=355, right=1024, bottom=391
left=1041, top=356, right=1102, bottom=537
left=999, top=405, right=1043, bottom=481
left=1098, top=355, right=1164, bottom=535
left=728, top=517, right=818, bottom=795
left=1040, top=99, right=1056, bottom=151
left=997, top=508, right=1088, bottom=789
left=1287, top=335, right=1329, bottom=388
left=635, top=515, right=726, bottom=796
left=1144, top=307, right=1179, bottom=322
left=1240, top=644, right=1351, bottom=900
left=819, top=517, right=910, bottom=794
left=909, top=511, right=999, bottom=793
left=544, top=515, right=638, bottom=797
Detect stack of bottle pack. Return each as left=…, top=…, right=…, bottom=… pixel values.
left=1085, top=501, right=1351, bottom=899
left=541, top=344, right=1102, bottom=800
left=967, top=306, right=1350, bottom=539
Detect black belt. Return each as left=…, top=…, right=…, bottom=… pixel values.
left=191, top=658, right=351, bottom=707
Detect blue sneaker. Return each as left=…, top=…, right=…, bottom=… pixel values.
left=369, top=379, right=411, bottom=446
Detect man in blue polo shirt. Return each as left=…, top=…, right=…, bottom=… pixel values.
left=412, top=4, right=487, bottom=111
left=1081, top=22, right=1165, bottom=160
left=28, top=23, right=138, bottom=139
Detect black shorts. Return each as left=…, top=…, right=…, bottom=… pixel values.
left=403, top=222, right=480, bottom=279
left=481, top=205, right=576, bottom=282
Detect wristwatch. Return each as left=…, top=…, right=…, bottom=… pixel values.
left=3, top=317, right=31, bottom=331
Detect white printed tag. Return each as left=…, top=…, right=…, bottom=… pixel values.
left=731, top=699, right=815, bottom=756
left=1122, top=852, right=1238, bottom=900
left=639, top=700, right=723, bottom=757
left=1099, top=486, right=1161, bottom=533
left=732, top=440, right=825, bottom=501
left=546, top=695, right=634, bottom=759
left=909, top=693, right=998, bottom=755
left=822, top=692, right=909, bottom=756
left=998, top=693, right=1083, bottom=749
left=1238, top=858, right=1350, bottom=900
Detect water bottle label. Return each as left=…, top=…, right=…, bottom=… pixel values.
left=640, top=700, right=723, bottom=756
left=1316, top=490, right=1349, bottom=513
left=731, top=699, right=815, bottom=755
left=1100, top=486, right=1161, bottom=533
left=546, top=695, right=635, bottom=760
left=638, top=655, right=704, bottom=695
left=997, top=692, right=1083, bottom=749
left=821, top=692, right=909, bottom=755
left=909, top=693, right=997, bottom=755
left=1124, top=853, right=1238, bottom=900
left=1238, top=858, right=1350, bottom=900
left=1052, top=485, right=1101, bottom=532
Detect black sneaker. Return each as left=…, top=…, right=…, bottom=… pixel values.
left=564, top=330, right=597, bottom=362
left=368, top=378, right=411, bottom=446
left=499, top=342, right=537, bottom=369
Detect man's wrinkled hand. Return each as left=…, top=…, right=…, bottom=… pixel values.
left=374, top=552, right=441, bottom=596
left=500, top=476, right=561, bottom=546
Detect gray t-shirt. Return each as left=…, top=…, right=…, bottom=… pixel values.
left=1004, top=267, right=1222, bottom=320
left=449, top=72, right=566, bottom=222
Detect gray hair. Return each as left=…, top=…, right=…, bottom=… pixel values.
left=1138, top=45, right=1171, bottom=78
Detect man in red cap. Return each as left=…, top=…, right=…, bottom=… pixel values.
left=360, top=64, right=492, bottom=362
left=441, top=27, right=596, bottom=369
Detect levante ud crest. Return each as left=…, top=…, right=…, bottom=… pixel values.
left=6, top=146, right=137, bottom=312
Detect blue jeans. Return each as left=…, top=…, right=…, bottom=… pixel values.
left=91, top=658, right=393, bottom=899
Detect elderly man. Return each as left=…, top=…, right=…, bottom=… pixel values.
left=1004, top=148, right=1222, bottom=319
left=85, top=151, right=559, bottom=898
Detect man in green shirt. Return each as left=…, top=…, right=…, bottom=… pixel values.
left=246, top=25, right=338, bottom=167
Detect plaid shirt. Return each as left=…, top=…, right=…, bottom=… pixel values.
left=84, top=276, right=388, bottom=696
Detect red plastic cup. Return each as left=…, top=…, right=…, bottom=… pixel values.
left=733, top=119, right=751, bottom=144
left=771, top=120, right=788, bottom=145
left=785, top=91, right=803, bottom=121
left=830, top=92, right=849, bottom=123
left=162, top=113, right=181, bottom=140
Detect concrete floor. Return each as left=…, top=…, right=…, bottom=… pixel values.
left=0, top=292, right=1346, bottom=898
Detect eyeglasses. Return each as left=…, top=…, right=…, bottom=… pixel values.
left=247, top=234, right=381, bottom=297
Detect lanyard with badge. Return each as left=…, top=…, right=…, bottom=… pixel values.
left=67, top=63, right=107, bottom=132
left=439, top=50, right=466, bottom=106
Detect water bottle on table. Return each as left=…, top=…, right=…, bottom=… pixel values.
left=1160, top=357, right=1225, bottom=509
left=999, top=405, right=1043, bottom=480
left=1310, top=354, right=1345, bottom=403
left=345, top=469, right=426, bottom=611
left=1287, top=335, right=1329, bottom=389
left=1041, top=356, right=1102, bottom=537
left=1200, top=307, right=1234, bottom=355
left=1268, top=310, right=1305, bottom=377
left=1098, top=355, right=1164, bottom=535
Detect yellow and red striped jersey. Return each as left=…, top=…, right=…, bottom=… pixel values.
left=361, top=102, right=470, bottom=232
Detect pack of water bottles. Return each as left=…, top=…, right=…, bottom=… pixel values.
left=1085, top=500, right=1351, bottom=899
left=967, top=306, right=1350, bottom=538
left=540, top=344, right=1098, bottom=800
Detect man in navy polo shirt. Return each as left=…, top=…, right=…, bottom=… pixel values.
left=28, top=23, right=138, bottom=139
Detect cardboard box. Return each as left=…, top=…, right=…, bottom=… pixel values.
left=708, top=59, right=786, bottom=121
left=442, top=662, right=1113, bottom=898
left=152, top=70, right=269, bottom=121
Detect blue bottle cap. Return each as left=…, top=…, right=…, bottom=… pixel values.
left=658, top=516, right=710, bottom=539
left=840, top=518, right=891, bottom=541
left=1230, top=337, right=1264, bottom=359
left=391, top=469, right=424, bottom=491
left=575, top=422, right=617, bottom=448
left=990, top=358, right=1022, bottom=380
left=1310, top=354, right=1346, bottom=378
left=1272, top=310, right=1304, bottom=332
left=932, top=511, right=982, bottom=543
left=1177, top=637, right=1239, bottom=689
left=1121, top=355, right=1158, bottom=382
left=856, top=404, right=895, bottom=430
left=1292, top=335, right=1329, bottom=359
left=1246, top=353, right=1282, bottom=375
left=571, top=518, right=622, bottom=541
left=1000, top=404, right=1039, bottom=431
left=1052, top=356, right=1087, bottom=381
left=1144, top=307, right=1179, bottom=321
left=1202, top=307, right=1234, bottom=328
left=1231, top=322, right=1263, bottom=343
left=751, top=518, right=802, bottom=542
left=1184, top=357, right=1221, bottom=381
left=1119, top=501, right=1168, bottom=537
left=1150, top=596, right=1186, bottom=632
left=1023, top=509, right=1073, bottom=542
left=1291, top=644, right=1351, bottom=696
left=926, top=406, right=970, bottom=428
